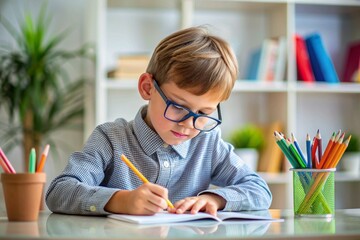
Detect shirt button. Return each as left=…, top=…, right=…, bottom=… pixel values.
left=163, top=143, right=169, bottom=148
left=90, top=205, right=96, bottom=212
left=163, top=161, right=170, bottom=168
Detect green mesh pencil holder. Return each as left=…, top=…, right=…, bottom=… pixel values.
left=291, top=168, right=335, bottom=218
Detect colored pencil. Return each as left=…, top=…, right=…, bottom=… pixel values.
left=318, top=132, right=335, bottom=169
left=0, top=155, right=11, bottom=173
left=29, top=148, right=36, bottom=173
left=332, top=135, right=351, bottom=168
left=287, top=138, right=307, bottom=168
left=0, top=147, right=16, bottom=173
left=316, top=130, right=322, bottom=168
left=311, top=136, right=318, bottom=169
left=36, top=144, right=50, bottom=172
left=291, top=133, right=307, bottom=167
left=323, top=133, right=344, bottom=169
left=306, top=134, right=312, bottom=168
left=274, top=132, right=299, bottom=168
left=120, top=154, right=174, bottom=209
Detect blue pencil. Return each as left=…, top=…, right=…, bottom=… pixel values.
left=306, top=134, right=312, bottom=168
left=291, top=133, right=307, bottom=168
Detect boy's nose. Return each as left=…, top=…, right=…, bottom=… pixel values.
left=178, top=116, right=194, bottom=129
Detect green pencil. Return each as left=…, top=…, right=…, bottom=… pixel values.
left=29, top=148, right=36, bottom=173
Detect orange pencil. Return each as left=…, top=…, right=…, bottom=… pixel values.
left=318, top=132, right=335, bottom=169
left=120, top=154, right=174, bottom=209
left=36, top=144, right=50, bottom=172
left=323, top=133, right=344, bottom=169
left=332, top=135, right=351, bottom=168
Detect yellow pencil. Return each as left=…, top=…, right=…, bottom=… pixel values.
left=120, top=154, right=174, bottom=209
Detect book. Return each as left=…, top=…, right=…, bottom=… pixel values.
left=246, top=38, right=286, bottom=82
left=342, top=41, right=360, bottom=82
left=246, top=48, right=261, bottom=80
left=257, top=39, right=279, bottom=81
left=305, top=33, right=339, bottom=83
left=274, top=37, right=287, bottom=82
left=107, top=211, right=283, bottom=225
left=295, top=34, right=315, bottom=82
left=108, top=54, right=150, bottom=79
left=258, top=122, right=284, bottom=172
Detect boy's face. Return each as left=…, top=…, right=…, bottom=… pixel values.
left=144, top=79, right=221, bottom=146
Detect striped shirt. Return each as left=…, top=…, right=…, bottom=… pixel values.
left=46, top=106, right=272, bottom=215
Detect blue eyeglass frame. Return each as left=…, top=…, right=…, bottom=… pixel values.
left=153, top=79, right=222, bottom=132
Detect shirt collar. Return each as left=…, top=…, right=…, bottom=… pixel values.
left=134, top=106, right=190, bottom=159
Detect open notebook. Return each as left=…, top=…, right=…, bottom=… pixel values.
left=107, top=211, right=283, bottom=225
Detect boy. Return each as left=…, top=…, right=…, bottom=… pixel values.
left=46, top=26, right=272, bottom=216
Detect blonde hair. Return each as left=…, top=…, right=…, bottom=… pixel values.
left=146, top=26, right=238, bottom=101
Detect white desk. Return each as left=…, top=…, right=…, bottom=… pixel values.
left=1, top=209, right=360, bottom=239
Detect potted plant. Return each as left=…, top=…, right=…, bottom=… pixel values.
left=0, top=5, right=93, bottom=171
left=340, top=133, right=360, bottom=175
left=228, top=124, right=265, bottom=171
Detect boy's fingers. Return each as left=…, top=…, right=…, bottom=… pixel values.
left=148, top=195, right=168, bottom=210
left=176, top=197, right=198, bottom=214
left=205, top=203, right=218, bottom=216
left=190, top=199, right=206, bottom=214
left=146, top=183, right=169, bottom=199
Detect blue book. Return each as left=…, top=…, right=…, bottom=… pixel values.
left=305, top=33, right=339, bottom=83
left=246, top=48, right=261, bottom=80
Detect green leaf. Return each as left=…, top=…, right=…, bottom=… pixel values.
left=0, top=2, right=94, bottom=161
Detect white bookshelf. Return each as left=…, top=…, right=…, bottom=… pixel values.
left=88, top=0, right=360, bottom=208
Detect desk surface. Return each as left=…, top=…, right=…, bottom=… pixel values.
left=1, top=209, right=360, bottom=240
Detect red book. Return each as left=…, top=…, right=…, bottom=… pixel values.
left=295, top=34, right=315, bottom=82
left=342, top=41, right=360, bottom=82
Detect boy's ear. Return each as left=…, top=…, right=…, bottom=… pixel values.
left=138, top=73, right=154, bottom=100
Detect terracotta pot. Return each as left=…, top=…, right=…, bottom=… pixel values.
left=1, top=173, right=46, bottom=221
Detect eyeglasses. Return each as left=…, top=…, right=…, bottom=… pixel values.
left=153, top=80, right=222, bottom=132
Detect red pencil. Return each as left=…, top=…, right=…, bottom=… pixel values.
left=311, top=135, right=318, bottom=168
left=316, top=130, right=322, bottom=166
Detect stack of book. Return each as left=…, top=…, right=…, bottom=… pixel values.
left=245, top=37, right=287, bottom=82
left=108, top=54, right=150, bottom=79
left=295, top=33, right=347, bottom=83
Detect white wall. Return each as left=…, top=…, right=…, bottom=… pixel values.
left=0, top=0, right=92, bottom=211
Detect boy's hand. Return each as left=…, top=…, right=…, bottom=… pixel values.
left=168, top=193, right=226, bottom=216
left=105, top=183, right=169, bottom=215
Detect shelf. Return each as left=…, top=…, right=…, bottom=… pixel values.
left=295, top=82, right=360, bottom=93
left=294, top=0, right=360, bottom=8
left=233, top=81, right=288, bottom=92
left=194, top=0, right=287, bottom=11
left=335, top=172, right=360, bottom=182
left=107, top=0, right=179, bottom=9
